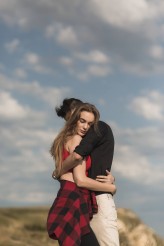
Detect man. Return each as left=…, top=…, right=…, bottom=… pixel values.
left=54, top=98, right=120, bottom=246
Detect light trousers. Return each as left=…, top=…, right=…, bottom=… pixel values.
left=90, top=193, right=120, bottom=246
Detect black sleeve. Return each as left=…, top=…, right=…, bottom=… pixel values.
left=74, top=121, right=106, bottom=157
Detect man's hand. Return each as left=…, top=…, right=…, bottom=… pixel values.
left=96, top=170, right=115, bottom=184
left=106, top=170, right=115, bottom=183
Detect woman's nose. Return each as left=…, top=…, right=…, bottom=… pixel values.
left=83, top=123, right=88, bottom=129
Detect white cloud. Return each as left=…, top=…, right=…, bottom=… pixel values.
left=59, top=56, right=73, bottom=67
left=112, top=122, right=164, bottom=185
left=114, top=144, right=164, bottom=185
left=0, top=113, right=58, bottom=204
left=0, top=73, right=71, bottom=107
left=0, top=90, right=47, bottom=125
left=75, top=50, right=110, bottom=64
left=24, top=52, right=40, bottom=65
left=13, top=68, right=27, bottom=78
left=23, top=52, right=53, bottom=74
left=1, top=0, right=164, bottom=76
left=88, top=65, right=111, bottom=77
left=0, top=91, right=27, bottom=119
left=122, top=61, right=164, bottom=76
left=129, top=90, right=164, bottom=120
left=46, top=23, right=78, bottom=47
left=1, top=0, right=161, bottom=30
left=3, top=191, right=52, bottom=204
left=88, top=0, right=156, bottom=29
left=58, top=50, right=112, bottom=80
left=4, top=38, right=20, bottom=53
left=149, top=45, right=164, bottom=60
left=70, top=64, right=111, bottom=81
left=57, top=26, right=78, bottom=46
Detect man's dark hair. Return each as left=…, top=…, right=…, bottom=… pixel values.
left=55, top=98, right=83, bottom=119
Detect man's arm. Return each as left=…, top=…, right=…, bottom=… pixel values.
left=58, top=122, right=105, bottom=176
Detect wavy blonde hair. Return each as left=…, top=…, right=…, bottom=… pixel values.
left=50, top=103, right=100, bottom=178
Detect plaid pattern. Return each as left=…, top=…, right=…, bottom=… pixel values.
left=47, top=180, right=98, bottom=246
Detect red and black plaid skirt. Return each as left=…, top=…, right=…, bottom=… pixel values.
left=47, top=180, right=98, bottom=246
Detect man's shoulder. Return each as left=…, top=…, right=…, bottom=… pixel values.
left=98, top=120, right=110, bottom=129
left=98, top=120, right=113, bottom=134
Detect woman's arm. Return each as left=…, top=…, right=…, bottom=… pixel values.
left=73, top=161, right=116, bottom=194
left=62, top=135, right=116, bottom=194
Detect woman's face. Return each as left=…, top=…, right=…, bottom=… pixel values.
left=76, top=111, right=95, bottom=137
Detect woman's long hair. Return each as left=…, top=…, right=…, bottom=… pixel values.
left=50, top=103, right=100, bottom=178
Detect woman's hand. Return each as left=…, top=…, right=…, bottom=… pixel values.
left=52, top=169, right=58, bottom=179
left=96, top=170, right=115, bottom=184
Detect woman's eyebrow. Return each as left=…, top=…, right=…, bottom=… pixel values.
left=79, top=118, right=94, bottom=124
left=79, top=117, right=86, bottom=121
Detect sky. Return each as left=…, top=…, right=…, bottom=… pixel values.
left=0, top=0, right=164, bottom=238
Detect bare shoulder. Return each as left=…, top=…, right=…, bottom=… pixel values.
left=66, top=135, right=82, bottom=153
left=69, top=135, right=82, bottom=146
left=72, top=134, right=82, bottom=142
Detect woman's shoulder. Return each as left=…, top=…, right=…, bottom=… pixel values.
left=69, top=134, right=82, bottom=145
left=66, top=134, right=82, bottom=153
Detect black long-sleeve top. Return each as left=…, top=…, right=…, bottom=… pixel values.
left=74, top=121, right=115, bottom=181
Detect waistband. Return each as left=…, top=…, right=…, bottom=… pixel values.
left=59, top=179, right=89, bottom=194
left=95, top=191, right=113, bottom=196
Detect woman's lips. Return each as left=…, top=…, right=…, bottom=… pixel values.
left=80, top=130, right=86, bottom=135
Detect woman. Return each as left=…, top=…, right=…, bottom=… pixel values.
left=47, top=103, right=116, bottom=246
left=54, top=98, right=118, bottom=245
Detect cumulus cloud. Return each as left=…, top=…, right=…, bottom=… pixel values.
left=114, top=144, right=164, bottom=185
left=46, top=23, right=79, bottom=47
left=1, top=0, right=164, bottom=76
left=13, top=68, right=27, bottom=79
left=1, top=0, right=164, bottom=209
left=88, top=0, right=157, bottom=29
left=59, top=56, right=73, bottom=67
left=58, top=50, right=112, bottom=80
left=4, top=38, right=20, bottom=53
left=87, top=65, right=111, bottom=77
left=129, top=90, right=164, bottom=120
left=112, top=122, right=164, bottom=185
left=0, top=73, right=71, bottom=106
left=0, top=91, right=27, bottom=119
left=75, top=50, right=110, bottom=64
left=1, top=0, right=163, bottom=29
left=69, top=64, right=111, bottom=81
left=0, top=77, right=66, bottom=205
left=23, top=52, right=53, bottom=74
left=149, top=45, right=164, bottom=60
left=24, top=52, right=40, bottom=65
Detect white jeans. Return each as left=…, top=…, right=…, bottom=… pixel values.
left=90, top=193, right=120, bottom=246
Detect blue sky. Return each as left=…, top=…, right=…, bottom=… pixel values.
left=0, top=0, right=164, bottom=238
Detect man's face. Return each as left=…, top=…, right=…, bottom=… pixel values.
left=76, top=111, right=94, bottom=137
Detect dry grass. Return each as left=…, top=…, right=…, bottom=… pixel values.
left=0, top=207, right=163, bottom=246
left=0, top=207, right=58, bottom=246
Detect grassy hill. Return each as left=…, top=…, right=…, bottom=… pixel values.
left=0, top=207, right=163, bottom=246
